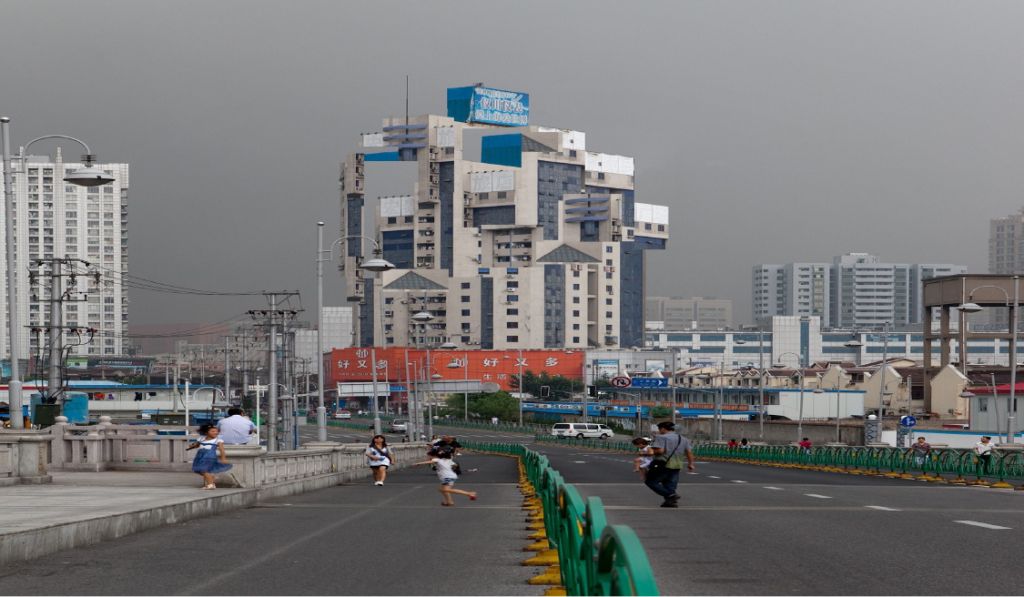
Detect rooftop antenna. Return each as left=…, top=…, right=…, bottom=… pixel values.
left=405, top=75, right=409, bottom=128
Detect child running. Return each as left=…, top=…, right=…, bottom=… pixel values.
left=186, top=424, right=232, bottom=490
left=413, top=445, right=478, bottom=507
left=632, top=437, right=654, bottom=479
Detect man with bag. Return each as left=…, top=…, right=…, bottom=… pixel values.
left=645, top=421, right=695, bottom=508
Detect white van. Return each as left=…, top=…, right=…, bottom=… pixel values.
left=551, top=423, right=616, bottom=440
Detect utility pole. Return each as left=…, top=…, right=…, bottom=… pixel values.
left=46, top=261, right=62, bottom=402
left=249, top=292, right=301, bottom=452
left=224, top=336, right=231, bottom=404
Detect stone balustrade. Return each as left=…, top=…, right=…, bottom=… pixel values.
left=0, top=431, right=53, bottom=485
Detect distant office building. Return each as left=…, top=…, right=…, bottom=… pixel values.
left=339, top=85, right=669, bottom=350
left=0, top=151, right=129, bottom=358
left=989, top=208, right=1024, bottom=275
left=753, top=254, right=966, bottom=330
left=294, top=307, right=354, bottom=363
left=645, top=297, right=732, bottom=330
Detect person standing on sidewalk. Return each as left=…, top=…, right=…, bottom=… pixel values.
left=366, top=434, right=394, bottom=486
left=975, top=436, right=995, bottom=474
left=187, top=424, right=232, bottom=490
left=645, top=421, right=695, bottom=508
left=911, top=436, right=932, bottom=468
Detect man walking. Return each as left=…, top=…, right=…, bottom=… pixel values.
left=645, top=421, right=695, bottom=508
left=217, top=407, right=257, bottom=445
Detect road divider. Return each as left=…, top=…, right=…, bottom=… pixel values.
left=465, top=441, right=660, bottom=596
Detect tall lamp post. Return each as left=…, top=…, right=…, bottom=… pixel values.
left=735, top=331, right=767, bottom=439
left=316, top=222, right=394, bottom=440
left=1, top=120, right=114, bottom=428
left=959, top=278, right=1018, bottom=444
left=446, top=349, right=469, bottom=421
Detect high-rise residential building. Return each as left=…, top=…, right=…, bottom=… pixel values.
left=0, top=151, right=128, bottom=359
left=645, top=296, right=733, bottom=330
left=339, top=85, right=669, bottom=349
left=753, top=254, right=966, bottom=330
left=752, top=263, right=830, bottom=327
left=989, top=208, right=1024, bottom=275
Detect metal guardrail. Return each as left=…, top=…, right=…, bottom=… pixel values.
left=465, top=441, right=659, bottom=596
left=693, top=443, right=1024, bottom=487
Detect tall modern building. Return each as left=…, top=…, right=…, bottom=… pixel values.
left=645, top=296, right=732, bottom=330
left=339, top=85, right=669, bottom=349
left=753, top=254, right=966, bottom=330
left=989, top=208, right=1024, bottom=275
left=0, top=151, right=128, bottom=359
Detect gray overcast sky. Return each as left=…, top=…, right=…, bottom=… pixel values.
left=3, top=0, right=1023, bottom=327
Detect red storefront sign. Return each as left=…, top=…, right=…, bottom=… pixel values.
left=326, top=347, right=584, bottom=391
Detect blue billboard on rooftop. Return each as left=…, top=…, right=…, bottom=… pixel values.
left=447, top=86, right=529, bottom=127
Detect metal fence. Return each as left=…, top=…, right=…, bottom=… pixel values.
left=465, top=441, right=659, bottom=596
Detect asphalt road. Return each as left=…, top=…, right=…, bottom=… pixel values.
left=0, top=453, right=542, bottom=596
left=533, top=441, right=1024, bottom=596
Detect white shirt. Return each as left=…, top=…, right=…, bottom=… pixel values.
left=217, top=415, right=256, bottom=445
left=976, top=442, right=994, bottom=456
left=432, top=457, right=457, bottom=481
left=366, top=446, right=391, bottom=467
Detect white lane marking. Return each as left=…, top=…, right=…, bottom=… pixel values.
left=763, top=486, right=783, bottom=491
left=573, top=460, right=587, bottom=464
left=865, top=505, right=901, bottom=511
left=954, top=520, right=1012, bottom=530
left=708, top=475, right=721, bottom=479
left=686, top=472, right=699, bottom=475
left=804, top=494, right=832, bottom=499
left=731, top=480, right=748, bottom=484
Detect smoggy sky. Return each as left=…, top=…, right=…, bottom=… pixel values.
left=3, top=1, right=1022, bottom=328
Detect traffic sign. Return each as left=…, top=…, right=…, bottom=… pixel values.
left=899, top=415, right=917, bottom=428
left=610, top=376, right=631, bottom=388
left=630, top=377, right=669, bottom=389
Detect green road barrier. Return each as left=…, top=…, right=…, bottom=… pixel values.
left=692, top=443, right=1024, bottom=487
left=464, top=441, right=659, bottom=596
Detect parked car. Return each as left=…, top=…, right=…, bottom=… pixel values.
left=389, top=419, right=408, bottom=433
left=333, top=409, right=352, bottom=420
left=551, top=422, right=615, bottom=440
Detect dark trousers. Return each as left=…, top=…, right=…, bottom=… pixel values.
left=645, top=466, right=681, bottom=499
left=979, top=454, right=992, bottom=474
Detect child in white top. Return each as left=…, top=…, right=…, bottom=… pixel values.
left=632, top=437, right=653, bottom=478
left=413, top=445, right=478, bottom=507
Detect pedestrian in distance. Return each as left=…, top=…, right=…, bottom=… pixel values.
left=366, top=434, right=394, bottom=486
left=975, top=436, right=995, bottom=474
left=911, top=436, right=931, bottom=468
left=217, top=407, right=256, bottom=445
left=186, top=424, right=232, bottom=490
left=727, top=438, right=738, bottom=450
left=798, top=437, right=812, bottom=455
left=632, top=437, right=654, bottom=479
left=739, top=438, right=751, bottom=450
left=413, top=445, right=477, bottom=506
left=645, top=421, right=695, bottom=508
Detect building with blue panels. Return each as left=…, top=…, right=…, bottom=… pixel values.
left=339, top=86, right=669, bottom=350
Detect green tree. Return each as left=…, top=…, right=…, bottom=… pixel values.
left=510, top=371, right=583, bottom=399
left=444, top=391, right=519, bottom=421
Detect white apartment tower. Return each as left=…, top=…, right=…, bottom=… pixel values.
left=989, top=208, right=1024, bottom=275
left=339, top=86, right=670, bottom=349
left=754, top=253, right=965, bottom=330
left=0, top=150, right=128, bottom=359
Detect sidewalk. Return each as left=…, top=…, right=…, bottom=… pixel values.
left=0, top=453, right=543, bottom=596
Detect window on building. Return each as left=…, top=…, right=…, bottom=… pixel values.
left=461, top=282, right=471, bottom=289
left=572, top=336, right=580, bottom=343
left=507, top=281, right=519, bottom=289
left=606, top=311, right=613, bottom=318
left=573, top=271, right=580, bottom=278
left=605, top=259, right=613, bottom=266
left=506, top=308, right=518, bottom=315
left=605, top=246, right=613, bottom=253
left=461, top=309, right=470, bottom=316
left=572, top=297, right=580, bottom=304
left=573, top=310, right=580, bottom=317
left=572, top=284, right=580, bottom=291
left=507, top=321, right=518, bottom=329
left=461, top=295, right=470, bottom=303
left=507, top=335, right=519, bottom=342
left=507, top=295, right=519, bottom=302
left=572, top=323, right=580, bottom=330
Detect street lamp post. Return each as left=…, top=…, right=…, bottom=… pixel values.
left=448, top=352, right=469, bottom=421
left=1, top=121, right=114, bottom=428
left=317, top=222, right=395, bottom=440
left=518, top=347, right=525, bottom=426
left=736, top=331, right=767, bottom=439
left=959, top=279, right=1018, bottom=444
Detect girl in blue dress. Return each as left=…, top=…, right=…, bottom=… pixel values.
left=187, top=424, right=232, bottom=490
